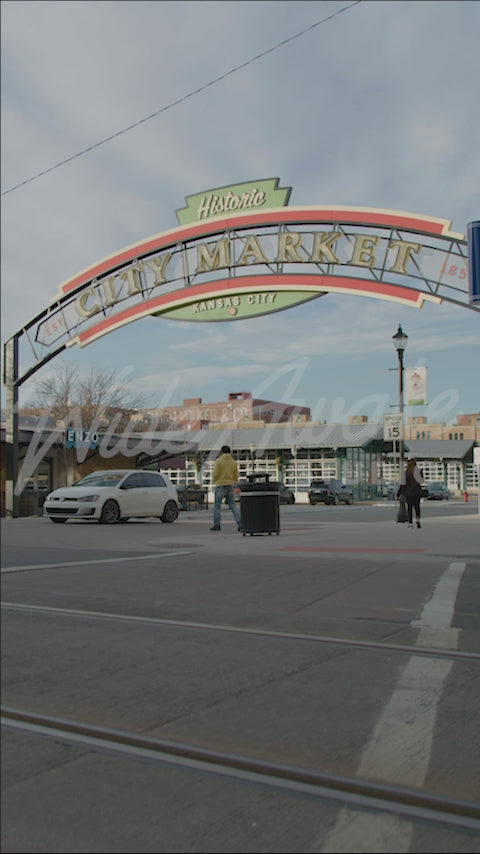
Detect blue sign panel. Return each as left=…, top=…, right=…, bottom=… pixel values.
left=467, top=220, right=480, bottom=305
left=65, top=429, right=98, bottom=449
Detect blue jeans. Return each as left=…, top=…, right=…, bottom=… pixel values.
left=213, top=485, right=241, bottom=527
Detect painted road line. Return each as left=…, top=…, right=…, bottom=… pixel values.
left=315, top=561, right=467, bottom=853
left=0, top=551, right=196, bottom=573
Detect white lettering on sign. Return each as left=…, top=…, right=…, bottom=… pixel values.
left=190, top=233, right=422, bottom=276
left=44, top=234, right=426, bottom=329
left=34, top=222, right=452, bottom=348
left=196, top=189, right=266, bottom=220
left=65, top=429, right=99, bottom=447
left=192, top=295, right=241, bottom=313
left=191, top=293, right=277, bottom=314
left=246, top=293, right=277, bottom=305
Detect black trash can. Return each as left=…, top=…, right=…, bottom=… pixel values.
left=239, top=474, right=280, bottom=536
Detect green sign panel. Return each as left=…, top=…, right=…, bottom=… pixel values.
left=157, top=290, right=321, bottom=322
left=175, top=177, right=291, bottom=225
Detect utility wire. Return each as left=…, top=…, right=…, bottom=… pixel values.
left=2, top=1, right=362, bottom=197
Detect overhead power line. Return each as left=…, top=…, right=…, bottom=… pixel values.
left=2, top=1, right=361, bottom=197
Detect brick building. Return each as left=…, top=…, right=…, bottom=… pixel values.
left=405, top=414, right=480, bottom=442
left=142, top=392, right=311, bottom=431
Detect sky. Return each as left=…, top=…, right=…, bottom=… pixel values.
left=1, top=0, right=479, bottom=427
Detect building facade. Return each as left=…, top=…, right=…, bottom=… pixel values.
left=139, top=392, right=311, bottom=431
left=1, top=399, right=478, bottom=515
left=405, top=414, right=480, bottom=442
left=137, top=424, right=477, bottom=501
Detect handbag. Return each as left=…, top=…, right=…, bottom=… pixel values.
left=420, top=486, right=429, bottom=498
left=397, top=494, right=408, bottom=522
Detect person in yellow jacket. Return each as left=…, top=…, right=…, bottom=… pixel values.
left=211, top=445, right=242, bottom=532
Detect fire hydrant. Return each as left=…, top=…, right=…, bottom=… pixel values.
left=463, top=490, right=469, bottom=502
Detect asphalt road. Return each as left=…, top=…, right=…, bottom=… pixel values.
left=1, top=501, right=479, bottom=853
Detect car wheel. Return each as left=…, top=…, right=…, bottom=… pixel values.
left=99, top=499, right=121, bottom=524
left=161, top=500, right=178, bottom=523
left=50, top=517, right=67, bottom=523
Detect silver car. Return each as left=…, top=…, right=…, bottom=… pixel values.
left=426, top=482, right=451, bottom=500
left=43, top=469, right=179, bottom=524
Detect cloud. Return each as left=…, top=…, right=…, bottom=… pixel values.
left=2, top=0, right=479, bottom=418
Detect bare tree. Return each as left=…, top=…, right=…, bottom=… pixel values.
left=29, top=362, right=148, bottom=430
left=29, top=362, right=77, bottom=426
left=27, top=362, right=150, bottom=484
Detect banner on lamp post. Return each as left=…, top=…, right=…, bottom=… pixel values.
left=405, top=366, right=427, bottom=405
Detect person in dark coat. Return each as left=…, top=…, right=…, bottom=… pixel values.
left=397, top=458, right=423, bottom=528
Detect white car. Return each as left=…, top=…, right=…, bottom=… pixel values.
left=43, top=469, right=179, bottom=524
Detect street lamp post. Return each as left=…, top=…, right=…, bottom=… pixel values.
left=291, top=445, right=297, bottom=492
left=249, top=443, right=257, bottom=474
left=392, top=324, right=408, bottom=485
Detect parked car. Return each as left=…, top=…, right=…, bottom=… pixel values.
left=278, top=483, right=295, bottom=504
left=43, top=469, right=179, bottom=524
left=177, top=484, right=207, bottom=507
left=426, top=482, right=450, bottom=500
left=308, top=479, right=353, bottom=505
left=233, top=481, right=295, bottom=504
left=384, top=483, right=396, bottom=500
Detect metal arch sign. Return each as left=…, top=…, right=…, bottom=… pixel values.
left=14, top=178, right=479, bottom=359
left=2, top=178, right=478, bottom=519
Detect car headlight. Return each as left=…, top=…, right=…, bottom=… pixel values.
left=76, top=493, right=100, bottom=502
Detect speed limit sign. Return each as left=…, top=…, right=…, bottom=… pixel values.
left=383, top=413, right=403, bottom=440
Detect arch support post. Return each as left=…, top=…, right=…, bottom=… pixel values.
left=3, top=336, right=19, bottom=518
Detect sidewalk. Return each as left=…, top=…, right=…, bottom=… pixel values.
left=1, top=507, right=478, bottom=569
left=168, top=508, right=480, bottom=561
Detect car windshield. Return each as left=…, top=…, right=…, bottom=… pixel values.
left=74, top=473, right=124, bottom=487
